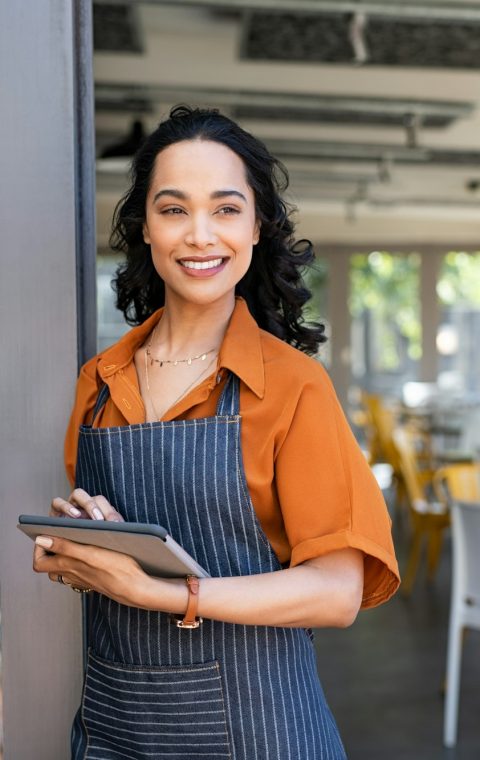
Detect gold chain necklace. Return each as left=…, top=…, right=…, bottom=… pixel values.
left=144, top=347, right=218, bottom=421
left=146, top=324, right=216, bottom=368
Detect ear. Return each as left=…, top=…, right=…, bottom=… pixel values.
left=253, top=220, right=261, bottom=246
left=142, top=222, right=151, bottom=245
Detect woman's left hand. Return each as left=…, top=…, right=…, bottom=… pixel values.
left=33, top=535, right=153, bottom=608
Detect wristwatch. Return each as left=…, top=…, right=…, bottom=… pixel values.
left=171, top=575, right=202, bottom=629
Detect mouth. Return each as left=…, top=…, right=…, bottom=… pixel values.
left=179, top=257, right=225, bottom=271
left=177, top=256, right=229, bottom=278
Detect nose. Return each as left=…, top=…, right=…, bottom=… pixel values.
left=184, top=213, right=218, bottom=250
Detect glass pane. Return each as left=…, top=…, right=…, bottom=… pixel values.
left=97, top=252, right=129, bottom=352
left=349, top=251, right=421, bottom=397
left=437, top=251, right=480, bottom=395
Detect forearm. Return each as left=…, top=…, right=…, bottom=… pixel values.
left=33, top=533, right=363, bottom=629
left=142, top=548, right=364, bottom=629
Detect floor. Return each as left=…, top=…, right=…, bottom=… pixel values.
left=314, top=502, right=480, bottom=760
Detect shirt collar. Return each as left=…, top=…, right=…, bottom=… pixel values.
left=219, top=298, right=265, bottom=399
left=97, top=310, right=161, bottom=378
left=97, top=297, right=265, bottom=399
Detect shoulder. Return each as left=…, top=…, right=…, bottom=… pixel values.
left=259, top=328, right=335, bottom=402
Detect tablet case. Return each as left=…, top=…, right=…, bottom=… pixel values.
left=17, top=515, right=210, bottom=578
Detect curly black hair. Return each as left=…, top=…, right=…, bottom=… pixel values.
left=111, top=105, right=326, bottom=354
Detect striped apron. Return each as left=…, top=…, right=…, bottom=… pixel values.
left=71, top=373, right=346, bottom=759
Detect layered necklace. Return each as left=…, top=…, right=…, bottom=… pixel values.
left=143, top=324, right=219, bottom=420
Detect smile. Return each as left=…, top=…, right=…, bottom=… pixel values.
left=179, top=258, right=224, bottom=270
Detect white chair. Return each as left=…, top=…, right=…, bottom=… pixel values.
left=443, top=497, right=480, bottom=746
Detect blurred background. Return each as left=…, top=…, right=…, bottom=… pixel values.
left=93, top=4, right=480, bottom=757
left=94, top=2, right=480, bottom=412
left=2, top=1, right=480, bottom=758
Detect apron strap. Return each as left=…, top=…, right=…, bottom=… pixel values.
left=216, top=372, right=240, bottom=416
left=91, top=383, right=111, bottom=426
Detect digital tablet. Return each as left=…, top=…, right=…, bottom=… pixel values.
left=17, top=515, right=210, bottom=579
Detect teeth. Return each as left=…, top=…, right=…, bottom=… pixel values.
left=180, top=258, right=223, bottom=270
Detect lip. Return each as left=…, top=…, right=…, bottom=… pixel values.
left=177, top=255, right=229, bottom=278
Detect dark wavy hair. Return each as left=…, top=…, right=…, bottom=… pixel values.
left=111, top=105, right=326, bottom=354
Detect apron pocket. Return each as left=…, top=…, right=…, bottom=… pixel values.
left=81, top=650, right=232, bottom=759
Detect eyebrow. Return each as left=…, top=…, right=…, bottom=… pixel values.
left=152, top=188, right=247, bottom=204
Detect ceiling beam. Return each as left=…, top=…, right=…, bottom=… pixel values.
left=95, top=83, right=473, bottom=120
left=97, top=0, right=480, bottom=23
left=265, top=139, right=480, bottom=167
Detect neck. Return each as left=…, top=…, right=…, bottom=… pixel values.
left=152, top=294, right=236, bottom=357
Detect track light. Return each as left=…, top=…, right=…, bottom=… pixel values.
left=349, top=12, right=369, bottom=64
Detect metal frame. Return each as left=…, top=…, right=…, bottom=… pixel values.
left=95, top=82, right=474, bottom=121
left=73, top=0, right=98, bottom=367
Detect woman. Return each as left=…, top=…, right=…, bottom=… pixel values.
left=34, top=106, right=400, bottom=759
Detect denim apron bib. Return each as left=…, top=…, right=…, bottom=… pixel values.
left=71, top=373, right=346, bottom=760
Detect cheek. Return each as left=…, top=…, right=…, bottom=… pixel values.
left=148, top=222, right=178, bottom=253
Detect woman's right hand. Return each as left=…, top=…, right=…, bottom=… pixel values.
left=50, top=488, right=124, bottom=522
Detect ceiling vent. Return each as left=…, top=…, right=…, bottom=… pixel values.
left=93, top=2, right=143, bottom=53
left=243, top=12, right=480, bottom=68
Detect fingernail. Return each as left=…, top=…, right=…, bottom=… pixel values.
left=36, top=536, right=53, bottom=548
left=69, top=506, right=82, bottom=517
left=92, top=507, right=104, bottom=521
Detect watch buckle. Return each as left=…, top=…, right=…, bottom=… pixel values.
left=170, top=614, right=203, bottom=629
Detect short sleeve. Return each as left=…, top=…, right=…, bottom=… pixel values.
left=274, top=369, right=400, bottom=609
left=64, top=356, right=100, bottom=486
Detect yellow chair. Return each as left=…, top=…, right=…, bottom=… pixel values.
left=433, top=463, right=480, bottom=505
left=362, top=393, right=407, bottom=514
left=392, top=427, right=450, bottom=596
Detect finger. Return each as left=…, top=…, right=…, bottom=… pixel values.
left=48, top=572, right=65, bottom=583
left=69, top=489, right=123, bottom=522
left=94, top=495, right=124, bottom=522
left=69, top=488, right=105, bottom=521
left=33, top=536, right=88, bottom=582
left=35, top=534, right=100, bottom=564
left=50, top=496, right=85, bottom=519
left=48, top=572, right=82, bottom=589
left=33, top=540, right=56, bottom=573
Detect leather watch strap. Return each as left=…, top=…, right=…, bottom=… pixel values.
left=172, top=575, right=202, bottom=629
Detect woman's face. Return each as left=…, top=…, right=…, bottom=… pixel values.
left=143, top=139, right=260, bottom=311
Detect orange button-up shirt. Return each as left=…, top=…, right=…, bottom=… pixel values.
left=65, top=298, right=399, bottom=608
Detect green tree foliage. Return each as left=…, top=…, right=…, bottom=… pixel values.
left=349, top=251, right=421, bottom=369
left=302, top=259, right=328, bottom=324
left=303, top=251, right=480, bottom=374
left=437, top=251, right=480, bottom=306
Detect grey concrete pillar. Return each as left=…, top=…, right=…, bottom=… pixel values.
left=0, top=1, right=96, bottom=757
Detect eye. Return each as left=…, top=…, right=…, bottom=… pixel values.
left=160, top=206, right=186, bottom=215
left=216, top=206, right=240, bottom=215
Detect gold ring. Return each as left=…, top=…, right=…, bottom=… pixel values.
left=71, top=586, right=93, bottom=594
left=58, top=575, right=73, bottom=587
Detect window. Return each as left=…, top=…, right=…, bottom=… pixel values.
left=97, top=252, right=129, bottom=352
left=350, top=251, right=421, bottom=397
left=437, top=251, right=480, bottom=394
